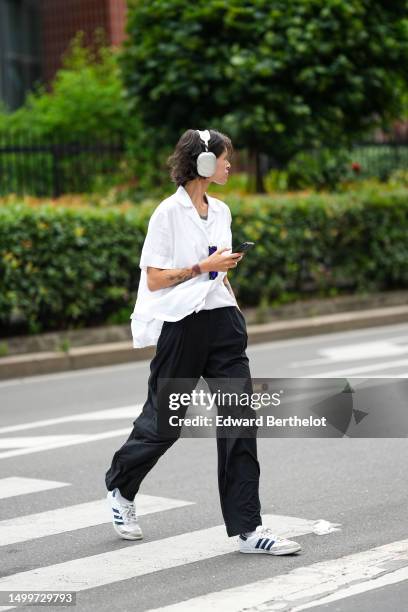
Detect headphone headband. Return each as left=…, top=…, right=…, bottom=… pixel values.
left=197, top=129, right=211, bottom=150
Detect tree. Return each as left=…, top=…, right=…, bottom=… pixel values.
left=0, top=30, right=127, bottom=142
left=122, top=0, right=408, bottom=192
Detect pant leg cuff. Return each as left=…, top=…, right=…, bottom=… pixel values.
left=225, top=520, right=262, bottom=538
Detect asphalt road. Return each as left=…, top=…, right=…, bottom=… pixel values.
left=1, top=321, right=408, bottom=612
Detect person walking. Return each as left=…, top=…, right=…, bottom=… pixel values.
left=105, top=128, right=301, bottom=555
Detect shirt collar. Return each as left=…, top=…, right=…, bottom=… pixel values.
left=176, top=185, right=222, bottom=212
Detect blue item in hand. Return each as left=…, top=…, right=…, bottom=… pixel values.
left=208, top=245, right=218, bottom=279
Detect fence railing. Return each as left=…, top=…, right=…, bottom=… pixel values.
left=349, top=140, right=408, bottom=181
left=0, top=134, right=125, bottom=198
left=0, top=135, right=407, bottom=198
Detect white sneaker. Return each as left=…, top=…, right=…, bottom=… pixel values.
left=107, top=488, right=143, bottom=540
left=239, top=526, right=301, bottom=555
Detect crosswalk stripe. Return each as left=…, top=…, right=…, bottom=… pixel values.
left=0, top=405, right=142, bottom=435
left=308, top=357, right=408, bottom=377
left=147, top=536, right=408, bottom=612
left=292, top=565, right=408, bottom=611
left=0, top=477, right=69, bottom=500
left=0, top=428, right=130, bottom=460
left=0, top=435, right=92, bottom=449
left=0, top=494, right=194, bottom=547
left=0, top=514, right=317, bottom=592
left=292, top=340, right=408, bottom=367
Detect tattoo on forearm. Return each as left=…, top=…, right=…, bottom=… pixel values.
left=166, top=268, right=194, bottom=287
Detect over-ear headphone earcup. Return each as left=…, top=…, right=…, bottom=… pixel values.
left=197, top=151, right=217, bottom=177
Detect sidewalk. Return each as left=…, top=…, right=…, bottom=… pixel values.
left=1, top=301, right=408, bottom=380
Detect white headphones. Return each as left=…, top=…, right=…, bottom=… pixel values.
left=196, top=129, right=217, bottom=177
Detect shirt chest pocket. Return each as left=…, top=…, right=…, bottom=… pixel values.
left=172, top=231, right=208, bottom=267
left=192, top=237, right=210, bottom=260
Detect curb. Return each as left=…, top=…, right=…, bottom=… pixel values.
left=1, top=304, right=408, bottom=381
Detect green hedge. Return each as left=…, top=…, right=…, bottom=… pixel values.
left=0, top=188, right=407, bottom=335
left=229, top=187, right=408, bottom=306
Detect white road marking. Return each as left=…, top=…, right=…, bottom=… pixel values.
left=0, top=435, right=91, bottom=449
left=0, top=405, right=143, bottom=459
left=292, top=566, right=408, bottom=611
left=247, top=323, right=408, bottom=353
left=306, top=357, right=408, bottom=378
left=0, top=427, right=130, bottom=460
left=0, top=405, right=142, bottom=434
left=292, top=340, right=408, bottom=367
left=148, top=537, right=408, bottom=612
left=74, top=406, right=142, bottom=421
left=0, top=477, right=69, bottom=500
left=0, top=494, right=194, bottom=547
left=0, top=513, right=321, bottom=593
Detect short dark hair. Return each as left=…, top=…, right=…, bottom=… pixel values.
left=167, top=128, right=233, bottom=186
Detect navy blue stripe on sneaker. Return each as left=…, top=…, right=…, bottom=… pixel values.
left=255, top=538, right=263, bottom=549
left=239, top=535, right=247, bottom=541
left=112, top=507, right=120, bottom=513
left=261, top=539, right=269, bottom=549
left=266, top=540, right=275, bottom=551
left=114, top=520, right=124, bottom=525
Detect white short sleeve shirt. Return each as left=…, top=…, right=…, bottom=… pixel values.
left=130, top=185, right=238, bottom=348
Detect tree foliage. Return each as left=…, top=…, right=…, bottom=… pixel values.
left=0, top=30, right=127, bottom=142
left=122, top=0, right=408, bottom=191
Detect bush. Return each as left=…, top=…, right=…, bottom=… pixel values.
left=229, top=187, right=408, bottom=306
left=388, top=168, right=408, bottom=187
left=1, top=186, right=407, bottom=336
left=0, top=201, right=147, bottom=334
left=265, top=148, right=352, bottom=192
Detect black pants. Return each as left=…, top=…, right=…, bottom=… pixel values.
left=105, top=306, right=262, bottom=537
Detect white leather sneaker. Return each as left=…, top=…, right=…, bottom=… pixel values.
left=239, top=526, right=301, bottom=555
left=107, top=488, right=143, bottom=540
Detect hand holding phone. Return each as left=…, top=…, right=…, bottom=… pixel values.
left=205, top=242, right=255, bottom=279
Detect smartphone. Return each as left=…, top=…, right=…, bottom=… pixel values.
left=231, top=241, right=255, bottom=253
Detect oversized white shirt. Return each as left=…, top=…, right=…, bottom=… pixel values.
left=130, top=185, right=238, bottom=348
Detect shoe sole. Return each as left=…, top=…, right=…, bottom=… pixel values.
left=112, top=523, right=143, bottom=541
left=240, top=544, right=301, bottom=555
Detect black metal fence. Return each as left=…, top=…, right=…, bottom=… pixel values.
left=0, top=134, right=406, bottom=198
left=349, top=140, right=408, bottom=181
left=0, top=134, right=125, bottom=197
